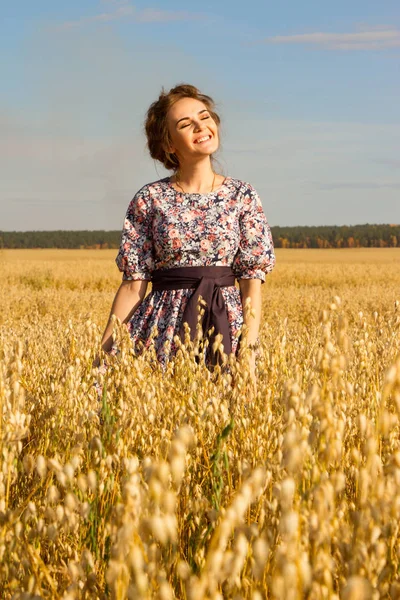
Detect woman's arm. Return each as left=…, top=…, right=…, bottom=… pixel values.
left=237, top=278, right=262, bottom=394
left=101, top=279, right=148, bottom=352
left=238, top=278, right=262, bottom=346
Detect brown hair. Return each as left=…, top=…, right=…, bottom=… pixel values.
left=144, top=83, right=221, bottom=171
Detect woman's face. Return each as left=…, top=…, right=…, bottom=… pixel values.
left=166, top=97, right=219, bottom=164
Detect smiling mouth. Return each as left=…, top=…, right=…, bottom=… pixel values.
left=194, top=135, right=212, bottom=144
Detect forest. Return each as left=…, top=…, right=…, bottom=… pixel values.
left=0, top=224, right=398, bottom=249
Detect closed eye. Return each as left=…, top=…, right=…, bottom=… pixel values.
left=180, top=116, right=211, bottom=129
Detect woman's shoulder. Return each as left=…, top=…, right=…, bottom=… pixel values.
left=226, top=177, right=257, bottom=194
left=124, top=179, right=168, bottom=216
left=132, top=177, right=170, bottom=198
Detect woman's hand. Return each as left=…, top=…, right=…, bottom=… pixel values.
left=93, top=345, right=118, bottom=370
left=99, top=279, right=148, bottom=362
left=92, top=354, right=101, bottom=368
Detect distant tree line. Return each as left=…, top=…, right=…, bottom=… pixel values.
left=0, top=230, right=120, bottom=249
left=0, top=224, right=399, bottom=249
left=272, top=224, right=399, bottom=248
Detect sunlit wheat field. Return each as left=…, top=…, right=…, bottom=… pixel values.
left=1, top=248, right=400, bottom=599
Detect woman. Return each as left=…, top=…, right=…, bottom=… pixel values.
left=99, top=83, right=275, bottom=382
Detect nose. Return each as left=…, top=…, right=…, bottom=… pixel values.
left=193, top=118, right=206, bottom=132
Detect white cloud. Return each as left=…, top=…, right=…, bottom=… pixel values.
left=100, top=0, right=130, bottom=5
left=134, top=8, right=204, bottom=23
left=260, top=27, right=400, bottom=50
left=56, top=1, right=205, bottom=30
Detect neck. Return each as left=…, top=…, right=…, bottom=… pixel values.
left=174, top=158, right=215, bottom=193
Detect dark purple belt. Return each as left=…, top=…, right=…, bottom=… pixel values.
left=151, top=266, right=236, bottom=365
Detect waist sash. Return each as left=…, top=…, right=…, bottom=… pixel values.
left=151, top=266, right=236, bottom=365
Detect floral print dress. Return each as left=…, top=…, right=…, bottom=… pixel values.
left=115, top=176, right=276, bottom=369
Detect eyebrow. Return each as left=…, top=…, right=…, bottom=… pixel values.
left=176, top=109, right=209, bottom=126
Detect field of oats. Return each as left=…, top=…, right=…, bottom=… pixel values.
left=1, top=248, right=400, bottom=600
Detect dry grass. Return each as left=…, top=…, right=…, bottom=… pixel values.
left=0, top=248, right=400, bottom=599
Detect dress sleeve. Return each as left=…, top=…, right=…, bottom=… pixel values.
left=232, top=183, right=276, bottom=283
left=115, top=186, right=154, bottom=281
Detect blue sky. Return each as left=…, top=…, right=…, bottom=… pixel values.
left=1, top=0, right=399, bottom=229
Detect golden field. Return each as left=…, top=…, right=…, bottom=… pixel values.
left=0, top=248, right=400, bottom=599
